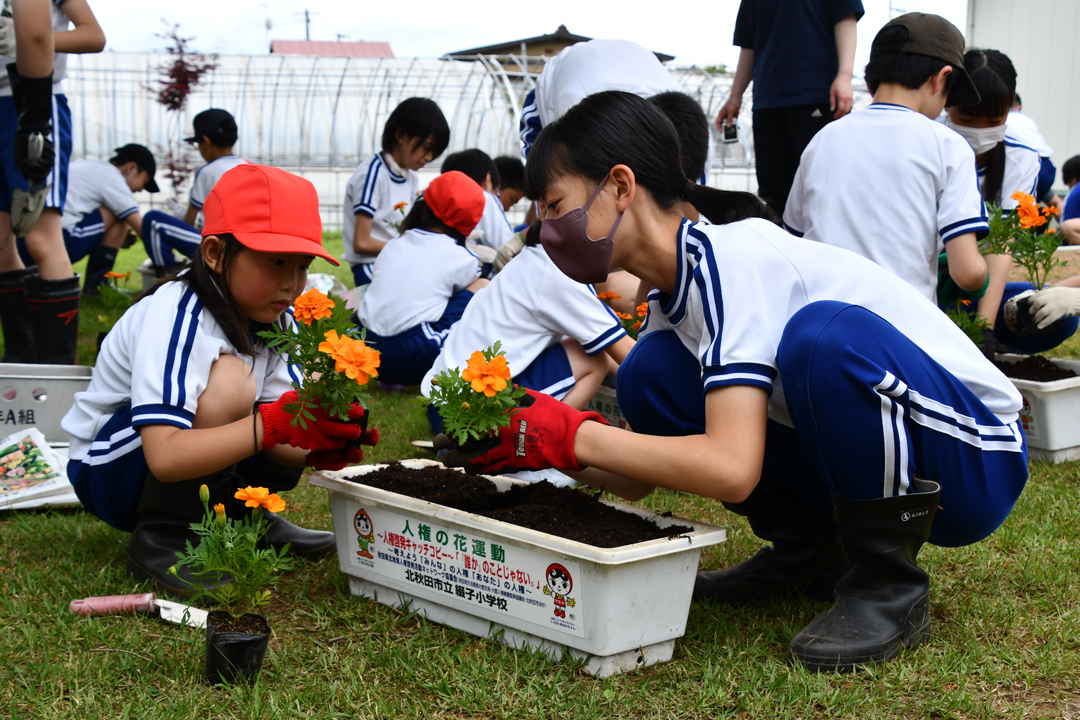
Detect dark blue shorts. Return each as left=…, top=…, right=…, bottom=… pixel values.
left=0, top=93, right=71, bottom=213
left=618, top=303, right=1028, bottom=548
left=351, top=263, right=375, bottom=286
left=363, top=290, right=475, bottom=386
left=62, top=208, right=105, bottom=263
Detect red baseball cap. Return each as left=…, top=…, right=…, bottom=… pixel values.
left=201, top=164, right=339, bottom=266
left=424, top=171, right=485, bottom=237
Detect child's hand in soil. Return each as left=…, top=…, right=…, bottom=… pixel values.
left=435, top=389, right=608, bottom=475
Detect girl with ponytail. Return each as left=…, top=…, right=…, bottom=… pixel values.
left=438, top=90, right=1027, bottom=673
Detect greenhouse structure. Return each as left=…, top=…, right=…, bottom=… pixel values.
left=65, top=52, right=869, bottom=228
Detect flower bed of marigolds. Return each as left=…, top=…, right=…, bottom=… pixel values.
left=1, top=235, right=1079, bottom=718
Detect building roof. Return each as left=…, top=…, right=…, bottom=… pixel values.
left=445, top=25, right=674, bottom=63
left=270, top=40, right=395, bottom=58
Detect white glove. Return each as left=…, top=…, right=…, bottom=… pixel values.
left=1029, top=286, right=1080, bottom=329
left=0, top=17, right=16, bottom=58
left=493, top=233, right=525, bottom=273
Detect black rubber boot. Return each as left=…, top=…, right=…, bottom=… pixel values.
left=25, top=274, right=79, bottom=364
left=126, top=473, right=231, bottom=599
left=788, top=478, right=941, bottom=672
left=693, top=474, right=849, bottom=604
left=82, top=245, right=118, bottom=297
left=0, top=268, right=37, bottom=363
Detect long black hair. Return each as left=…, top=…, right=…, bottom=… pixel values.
left=958, top=49, right=1017, bottom=205
left=524, top=91, right=775, bottom=226
left=142, top=233, right=278, bottom=357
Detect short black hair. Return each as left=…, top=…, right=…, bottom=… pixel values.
left=401, top=197, right=467, bottom=244
left=493, top=155, right=524, bottom=192
left=1063, top=155, right=1080, bottom=186
left=1013, top=92, right=1022, bottom=108
left=648, top=91, right=710, bottom=181
left=440, top=148, right=496, bottom=189
left=381, top=97, right=450, bottom=158
left=864, top=26, right=958, bottom=98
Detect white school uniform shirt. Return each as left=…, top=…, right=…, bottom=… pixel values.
left=61, top=279, right=301, bottom=465
left=342, top=153, right=420, bottom=266
left=357, top=228, right=481, bottom=337
left=980, top=136, right=1040, bottom=211
left=469, top=191, right=515, bottom=250
left=784, top=104, right=989, bottom=303
left=0, top=0, right=70, bottom=96
left=421, top=244, right=627, bottom=398
left=1005, top=111, right=1053, bottom=158
left=639, top=219, right=1022, bottom=428
left=188, top=155, right=250, bottom=224
left=61, top=160, right=140, bottom=231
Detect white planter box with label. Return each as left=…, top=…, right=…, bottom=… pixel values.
left=998, top=354, right=1080, bottom=463
left=310, top=459, right=725, bottom=677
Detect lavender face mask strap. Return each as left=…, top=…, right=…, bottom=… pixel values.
left=583, top=174, right=623, bottom=239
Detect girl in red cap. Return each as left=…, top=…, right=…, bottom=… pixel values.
left=354, top=170, right=490, bottom=386
left=61, top=163, right=376, bottom=598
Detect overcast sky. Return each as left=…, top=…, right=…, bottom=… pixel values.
left=89, top=0, right=969, bottom=77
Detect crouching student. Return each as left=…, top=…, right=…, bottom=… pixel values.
left=438, top=91, right=1028, bottom=672
left=421, top=219, right=636, bottom=431
left=354, top=171, right=488, bottom=386
left=343, top=97, right=450, bottom=286
left=61, top=164, right=376, bottom=597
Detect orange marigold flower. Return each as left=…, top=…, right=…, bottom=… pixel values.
left=596, top=291, right=622, bottom=301
left=103, top=270, right=130, bottom=280
left=262, top=493, right=286, bottom=513
left=616, top=311, right=633, bottom=320
left=1048, top=228, right=1058, bottom=234
left=961, top=300, right=971, bottom=306
left=393, top=201, right=408, bottom=211
left=319, top=330, right=380, bottom=385
left=234, top=486, right=270, bottom=508
left=1018, top=206, right=1048, bottom=229
left=633, top=320, right=643, bottom=331
left=636, top=302, right=649, bottom=318
left=293, top=288, right=335, bottom=325
left=461, top=350, right=511, bottom=397
left=1042, top=204, right=1060, bottom=217
left=213, top=502, right=226, bottom=516
left=1011, top=191, right=1037, bottom=207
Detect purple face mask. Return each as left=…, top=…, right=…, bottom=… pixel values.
left=540, top=174, right=624, bottom=284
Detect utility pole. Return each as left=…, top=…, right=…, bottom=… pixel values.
left=293, top=8, right=318, bottom=40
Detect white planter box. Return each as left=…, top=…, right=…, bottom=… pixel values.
left=310, top=459, right=725, bottom=677
left=998, top=354, right=1080, bottom=463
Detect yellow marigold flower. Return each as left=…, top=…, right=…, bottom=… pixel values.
left=596, top=291, right=621, bottom=302
left=293, top=288, right=335, bottom=325
left=393, top=201, right=408, bottom=211
left=234, top=486, right=270, bottom=508
left=319, top=330, right=380, bottom=385
left=461, top=350, right=511, bottom=397
left=636, top=302, right=649, bottom=318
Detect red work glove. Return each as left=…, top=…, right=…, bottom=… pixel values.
left=434, top=389, right=607, bottom=475
left=307, top=428, right=380, bottom=471
left=259, top=391, right=366, bottom=451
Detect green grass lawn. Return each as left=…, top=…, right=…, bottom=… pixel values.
left=1, top=236, right=1080, bottom=717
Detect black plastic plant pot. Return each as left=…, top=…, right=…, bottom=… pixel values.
left=1003, top=295, right=1065, bottom=337
left=204, top=611, right=271, bottom=685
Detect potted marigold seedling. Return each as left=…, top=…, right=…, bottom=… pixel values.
left=426, top=342, right=528, bottom=446
left=258, top=288, right=380, bottom=466
left=171, top=484, right=294, bottom=684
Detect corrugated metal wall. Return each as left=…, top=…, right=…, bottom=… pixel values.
left=967, top=0, right=1080, bottom=186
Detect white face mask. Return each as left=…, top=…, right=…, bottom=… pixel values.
left=945, top=117, right=1007, bottom=155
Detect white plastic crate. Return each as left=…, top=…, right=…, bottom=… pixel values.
left=998, top=354, right=1080, bottom=463
left=0, top=364, right=92, bottom=446
left=584, top=383, right=627, bottom=429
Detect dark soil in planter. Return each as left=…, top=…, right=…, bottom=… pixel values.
left=996, top=356, right=1077, bottom=382
left=347, top=462, right=692, bottom=548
